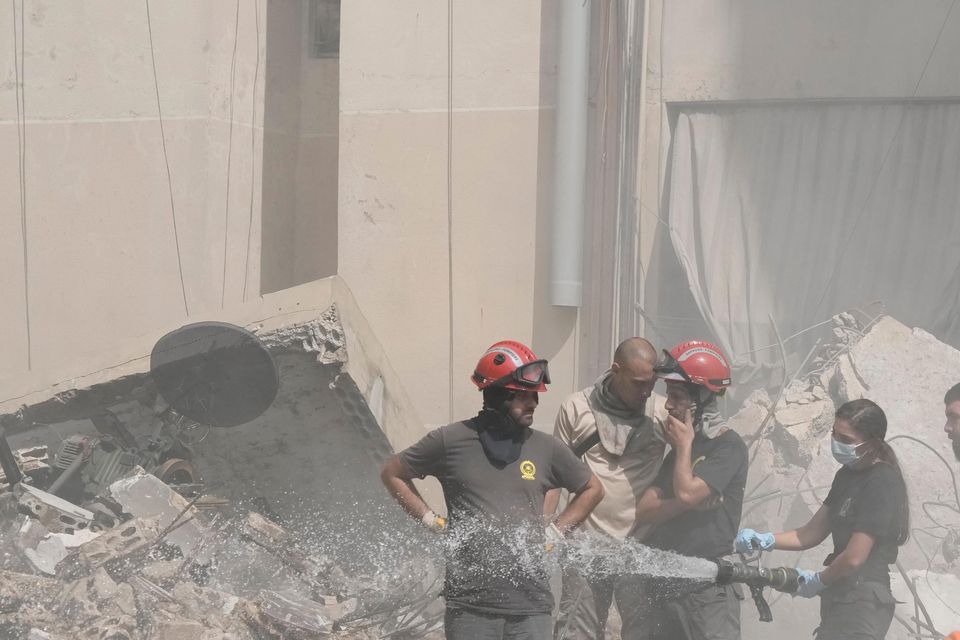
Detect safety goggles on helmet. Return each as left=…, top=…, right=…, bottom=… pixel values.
left=484, top=359, right=551, bottom=390
left=655, top=349, right=729, bottom=390
left=654, top=349, right=686, bottom=380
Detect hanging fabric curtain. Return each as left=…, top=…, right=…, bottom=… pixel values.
left=666, top=102, right=960, bottom=372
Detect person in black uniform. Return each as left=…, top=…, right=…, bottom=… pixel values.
left=633, top=340, right=747, bottom=640
left=736, top=398, right=910, bottom=640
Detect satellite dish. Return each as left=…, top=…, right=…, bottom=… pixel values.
left=150, top=322, right=279, bottom=428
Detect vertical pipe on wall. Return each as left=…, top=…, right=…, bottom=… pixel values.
left=550, top=0, right=591, bottom=307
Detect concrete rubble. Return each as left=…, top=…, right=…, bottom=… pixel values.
left=738, top=314, right=960, bottom=638
left=0, top=470, right=444, bottom=639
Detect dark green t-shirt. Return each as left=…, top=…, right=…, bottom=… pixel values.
left=823, top=462, right=906, bottom=586
left=399, top=419, right=593, bottom=615
left=644, top=430, right=748, bottom=560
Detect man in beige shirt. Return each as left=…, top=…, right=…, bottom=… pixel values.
left=544, top=338, right=666, bottom=640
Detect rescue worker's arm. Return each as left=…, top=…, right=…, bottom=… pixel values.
left=544, top=398, right=577, bottom=520
left=818, top=531, right=875, bottom=585
left=543, top=489, right=561, bottom=521
left=663, top=410, right=715, bottom=507
left=635, top=485, right=691, bottom=525
left=380, top=456, right=432, bottom=520
left=769, top=504, right=831, bottom=550
left=553, top=474, right=604, bottom=533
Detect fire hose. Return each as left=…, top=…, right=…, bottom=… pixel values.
left=714, top=557, right=801, bottom=623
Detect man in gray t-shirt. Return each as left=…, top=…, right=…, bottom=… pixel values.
left=381, top=340, right=604, bottom=640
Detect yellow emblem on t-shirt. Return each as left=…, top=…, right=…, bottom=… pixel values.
left=692, top=455, right=706, bottom=469
left=520, top=460, right=537, bottom=480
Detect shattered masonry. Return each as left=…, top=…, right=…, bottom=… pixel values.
left=0, top=307, right=444, bottom=639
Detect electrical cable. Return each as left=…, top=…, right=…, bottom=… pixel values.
left=221, top=0, right=241, bottom=308
left=888, top=434, right=960, bottom=510
left=446, top=0, right=455, bottom=422
left=242, top=0, right=262, bottom=302
left=12, top=0, right=31, bottom=370
left=145, top=0, right=190, bottom=316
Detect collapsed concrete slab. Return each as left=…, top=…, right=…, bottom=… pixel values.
left=738, top=315, right=960, bottom=639
left=0, top=293, right=444, bottom=638
left=107, top=473, right=208, bottom=561
left=804, top=317, right=960, bottom=569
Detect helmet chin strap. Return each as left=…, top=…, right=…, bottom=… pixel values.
left=686, top=385, right=717, bottom=434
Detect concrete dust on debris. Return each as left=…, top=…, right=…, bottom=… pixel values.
left=738, top=313, right=960, bottom=639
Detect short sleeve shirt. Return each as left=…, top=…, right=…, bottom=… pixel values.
left=643, top=430, right=749, bottom=560
left=399, top=420, right=593, bottom=615
left=823, top=463, right=906, bottom=585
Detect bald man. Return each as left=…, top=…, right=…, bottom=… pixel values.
left=545, top=338, right=667, bottom=640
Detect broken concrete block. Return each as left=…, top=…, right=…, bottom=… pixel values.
left=0, top=446, right=50, bottom=489
left=18, top=519, right=68, bottom=575
left=72, top=516, right=162, bottom=570
left=0, top=569, right=60, bottom=604
left=115, top=583, right=137, bottom=618
left=171, top=582, right=234, bottom=620
left=92, top=567, right=120, bottom=600
left=891, top=569, right=960, bottom=639
left=59, top=575, right=104, bottom=621
left=834, top=353, right=868, bottom=402
left=239, top=512, right=327, bottom=581
left=139, top=559, right=182, bottom=584
left=258, top=589, right=334, bottom=634
left=0, top=593, right=22, bottom=613
left=152, top=620, right=209, bottom=640
left=774, top=399, right=832, bottom=427
left=17, top=484, right=94, bottom=534
left=242, top=512, right=289, bottom=546
left=107, top=474, right=208, bottom=560
left=770, top=399, right=834, bottom=467
left=726, top=400, right=767, bottom=440
left=94, top=621, right=135, bottom=640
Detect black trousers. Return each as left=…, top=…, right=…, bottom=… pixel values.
left=444, top=607, right=552, bottom=640
left=816, top=580, right=896, bottom=640
left=631, top=582, right=742, bottom=640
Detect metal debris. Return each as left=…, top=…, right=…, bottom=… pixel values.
left=1, top=472, right=442, bottom=639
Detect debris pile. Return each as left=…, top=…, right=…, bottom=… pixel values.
left=737, top=314, right=960, bottom=638
left=0, top=470, right=443, bottom=639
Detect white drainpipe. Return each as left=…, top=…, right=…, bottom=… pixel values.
left=550, top=0, right=591, bottom=307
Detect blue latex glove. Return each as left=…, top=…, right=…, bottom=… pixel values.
left=734, top=528, right=775, bottom=553
left=795, top=569, right=825, bottom=598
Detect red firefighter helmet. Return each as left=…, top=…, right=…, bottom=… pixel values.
left=471, top=340, right=550, bottom=392
left=655, top=340, right=732, bottom=394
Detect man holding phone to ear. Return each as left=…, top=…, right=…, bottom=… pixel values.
left=632, top=341, right=748, bottom=640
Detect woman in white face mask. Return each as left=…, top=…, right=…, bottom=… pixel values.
left=733, top=399, right=910, bottom=640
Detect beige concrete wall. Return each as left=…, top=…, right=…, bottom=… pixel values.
left=338, top=1, right=579, bottom=432
left=636, top=0, right=960, bottom=328
left=0, top=1, right=264, bottom=391
left=660, top=0, right=960, bottom=102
